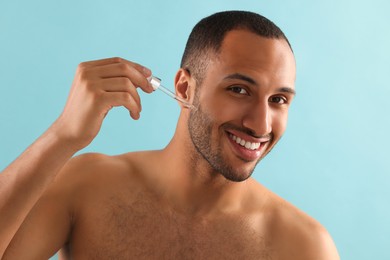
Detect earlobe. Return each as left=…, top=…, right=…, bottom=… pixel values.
left=174, top=69, right=194, bottom=108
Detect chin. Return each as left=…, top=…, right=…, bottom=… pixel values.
left=220, top=164, right=256, bottom=182
left=222, top=172, right=252, bottom=182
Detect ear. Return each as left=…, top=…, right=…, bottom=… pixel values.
left=174, top=68, right=195, bottom=108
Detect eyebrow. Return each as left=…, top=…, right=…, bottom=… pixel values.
left=224, top=73, right=296, bottom=96
left=224, top=73, right=257, bottom=85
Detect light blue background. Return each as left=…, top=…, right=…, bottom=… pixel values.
left=1, top=1, right=389, bottom=259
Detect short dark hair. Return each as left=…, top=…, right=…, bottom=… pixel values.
left=180, top=10, right=292, bottom=85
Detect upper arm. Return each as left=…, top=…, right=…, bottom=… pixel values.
left=3, top=188, right=72, bottom=259
left=2, top=155, right=87, bottom=259
left=274, top=200, right=340, bottom=260
left=3, top=152, right=134, bottom=259
left=299, top=224, right=340, bottom=260
left=286, top=218, right=340, bottom=260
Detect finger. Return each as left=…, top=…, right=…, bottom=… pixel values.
left=88, top=63, right=154, bottom=93
left=102, top=92, right=141, bottom=120
left=77, top=57, right=123, bottom=72
left=78, top=57, right=128, bottom=68
left=99, top=77, right=142, bottom=112
left=77, top=57, right=153, bottom=93
left=80, top=57, right=152, bottom=78
left=121, top=60, right=152, bottom=78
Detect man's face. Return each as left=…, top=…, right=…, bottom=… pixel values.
left=188, top=30, right=296, bottom=182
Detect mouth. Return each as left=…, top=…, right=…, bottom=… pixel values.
left=226, top=130, right=269, bottom=161
left=229, top=133, right=261, bottom=150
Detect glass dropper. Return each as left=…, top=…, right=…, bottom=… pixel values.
left=148, top=76, right=194, bottom=109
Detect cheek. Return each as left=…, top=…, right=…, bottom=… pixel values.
left=271, top=111, right=289, bottom=136
left=201, top=92, right=249, bottom=122
left=207, top=104, right=246, bottom=127
left=199, top=96, right=222, bottom=121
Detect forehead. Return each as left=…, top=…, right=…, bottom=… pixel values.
left=205, top=30, right=296, bottom=88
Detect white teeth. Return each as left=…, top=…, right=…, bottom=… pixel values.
left=229, top=134, right=261, bottom=151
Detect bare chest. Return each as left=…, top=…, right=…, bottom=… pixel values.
left=65, top=193, right=274, bottom=260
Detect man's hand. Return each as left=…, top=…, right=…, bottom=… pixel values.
left=0, top=57, right=153, bottom=257
left=51, top=57, right=154, bottom=150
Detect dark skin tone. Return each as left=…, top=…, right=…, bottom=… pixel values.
left=2, top=30, right=339, bottom=259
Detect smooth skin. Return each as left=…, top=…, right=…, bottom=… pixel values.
left=1, top=30, right=339, bottom=259
left=0, top=58, right=153, bottom=257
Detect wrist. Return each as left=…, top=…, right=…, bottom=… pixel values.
left=46, top=120, right=86, bottom=154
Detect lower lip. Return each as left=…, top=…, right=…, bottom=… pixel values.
left=226, top=132, right=264, bottom=161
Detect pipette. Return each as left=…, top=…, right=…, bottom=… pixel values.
left=148, top=76, right=194, bottom=109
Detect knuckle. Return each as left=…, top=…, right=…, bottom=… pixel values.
left=121, top=92, right=132, bottom=102
left=131, top=62, right=141, bottom=70
left=117, top=62, right=129, bottom=72
left=76, top=65, right=91, bottom=81
left=111, top=57, right=123, bottom=63
left=123, top=93, right=138, bottom=108
left=119, top=77, right=131, bottom=86
left=77, top=62, right=88, bottom=72
left=78, top=70, right=91, bottom=83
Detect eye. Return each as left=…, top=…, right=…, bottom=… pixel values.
left=228, top=86, right=249, bottom=95
left=269, top=96, right=288, bottom=104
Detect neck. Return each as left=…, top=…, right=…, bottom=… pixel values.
left=158, top=112, right=250, bottom=216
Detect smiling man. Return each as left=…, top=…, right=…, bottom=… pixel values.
left=1, top=11, right=339, bottom=259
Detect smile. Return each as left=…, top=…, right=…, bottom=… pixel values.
left=228, top=133, right=261, bottom=151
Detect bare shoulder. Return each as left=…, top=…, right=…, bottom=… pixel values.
left=51, top=151, right=154, bottom=207
left=56, top=150, right=157, bottom=185
left=53, top=153, right=129, bottom=190
left=59, top=152, right=134, bottom=181
left=249, top=180, right=340, bottom=260
left=275, top=203, right=339, bottom=260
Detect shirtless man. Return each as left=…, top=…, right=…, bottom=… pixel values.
left=0, top=11, right=339, bottom=259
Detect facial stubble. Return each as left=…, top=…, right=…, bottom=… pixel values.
left=188, top=96, right=275, bottom=182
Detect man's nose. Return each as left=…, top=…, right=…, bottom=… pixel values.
left=242, top=101, right=272, bottom=136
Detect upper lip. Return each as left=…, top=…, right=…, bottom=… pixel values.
left=226, top=129, right=271, bottom=144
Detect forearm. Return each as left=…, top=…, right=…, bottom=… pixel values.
left=0, top=57, right=152, bottom=257
left=0, top=126, right=77, bottom=255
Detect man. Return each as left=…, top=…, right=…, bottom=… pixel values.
left=1, top=11, right=339, bottom=259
